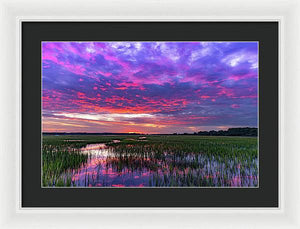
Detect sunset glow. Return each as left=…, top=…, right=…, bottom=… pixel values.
left=42, top=42, right=258, bottom=134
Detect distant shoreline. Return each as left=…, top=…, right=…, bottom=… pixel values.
left=42, top=127, right=258, bottom=137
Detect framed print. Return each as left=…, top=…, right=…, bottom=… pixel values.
left=22, top=21, right=278, bottom=207
left=1, top=0, right=300, bottom=228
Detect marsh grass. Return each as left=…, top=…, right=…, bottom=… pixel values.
left=42, top=135, right=258, bottom=187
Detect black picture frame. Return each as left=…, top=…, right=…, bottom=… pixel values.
left=22, top=22, right=278, bottom=207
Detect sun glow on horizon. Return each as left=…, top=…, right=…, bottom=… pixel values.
left=42, top=41, right=258, bottom=134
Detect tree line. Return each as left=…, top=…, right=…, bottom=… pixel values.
left=173, top=127, right=258, bottom=136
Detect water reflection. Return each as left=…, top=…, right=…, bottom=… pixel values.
left=58, top=143, right=258, bottom=187
left=67, top=143, right=152, bottom=187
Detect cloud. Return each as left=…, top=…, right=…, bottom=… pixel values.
left=42, top=41, right=258, bottom=133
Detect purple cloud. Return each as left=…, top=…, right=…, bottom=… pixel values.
left=42, top=42, right=258, bottom=134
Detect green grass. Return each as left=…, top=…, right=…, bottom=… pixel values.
left=42, top=135, right=131, bottom=186
left=42, top=134, right=258, bottom=187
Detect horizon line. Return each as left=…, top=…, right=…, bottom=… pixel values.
left=42, top=127, right=258, bottom=135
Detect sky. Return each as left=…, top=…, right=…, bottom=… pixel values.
left=42, top=41, right=258, bottom=134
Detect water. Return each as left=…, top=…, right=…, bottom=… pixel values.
left=66, top=143, right=151, bottom=187
left=58, top=142, right=258, bottom=187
